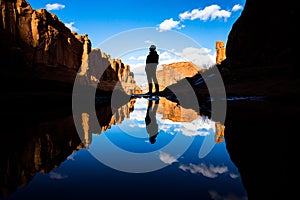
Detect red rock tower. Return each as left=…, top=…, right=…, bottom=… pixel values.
left=216, top=40, right=226, bottom=65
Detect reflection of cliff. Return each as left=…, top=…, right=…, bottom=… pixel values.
left=157, top=97, right=199, bottom=122
left=214, top=121, right=225, bottom=144
left=157, top=97, right=225, bottom=143
left=0, top=114, right=83, bottom=198
left=75, top=99, right=136, bottom=147
left=96, top=99, right=135, bottom=133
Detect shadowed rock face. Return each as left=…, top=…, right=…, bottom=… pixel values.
left=219, top=0, right=295, bottom=199
left=224, top=1, right=293, bottom=68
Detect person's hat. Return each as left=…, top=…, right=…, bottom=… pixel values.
left=149, top=45, right=156, bottom=50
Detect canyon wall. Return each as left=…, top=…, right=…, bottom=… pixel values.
left=78, top=48, right=141, bottom=95
left=0, top=0, right=91, bottom=85
left=0, top=0, right=140, bottom=96
left=157, top=61, right=205, bottom=91
left=220, top=0, right=295, bottom=199
left=223, top=1, right=293, bottom=68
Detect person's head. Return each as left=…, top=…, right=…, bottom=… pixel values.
left=149, top=45, right=156, bottom=51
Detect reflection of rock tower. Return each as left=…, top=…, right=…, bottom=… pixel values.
left=82, top=113, right=92, bottom=148
left=216, top=40, right=226, bottom=65
left=215, top=121, right=225, bottom=143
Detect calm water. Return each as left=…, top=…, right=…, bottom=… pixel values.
left=1, top=97, right=248, bottom=200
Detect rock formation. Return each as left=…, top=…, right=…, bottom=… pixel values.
left=0, top=0, right=91, bottom=86
left=0, top=0, right=141, bottom=97
left=218, top=1, right=295, bottom=199
left=157, top=61, right=205, bottom=90
left=77, top=48, right=142, bottom=95
left=215, top=40, right=226, bottom=65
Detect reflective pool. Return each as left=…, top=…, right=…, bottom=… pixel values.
left=1, top=97, right=248, bottom=200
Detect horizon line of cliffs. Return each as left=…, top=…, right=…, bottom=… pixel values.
left=0, top=0, right=225, bottom=95
left=0, top=0, right=141, bottom=94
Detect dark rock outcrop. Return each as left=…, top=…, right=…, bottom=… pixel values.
left=219, top=1, right=295, bottom=199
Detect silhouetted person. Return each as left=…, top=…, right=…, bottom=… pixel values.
left=145, top=45, right=159, bottom=95
left=145, top=99, right=159, bottom=144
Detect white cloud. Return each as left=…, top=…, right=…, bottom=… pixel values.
left=65, top=22, right=79, bottom=32
left=157, top=18, right=183, bottom=32
left=45, top=3, right=65, bottom=11
left=179, top=163, right=228, bottom=178
left=159, top=151, right=178, bottom=164
left=179, top=5, right=231, bottom=21
left=232, top=4, right=243, bottom=12
left=173, top=47, right=215, bottom=68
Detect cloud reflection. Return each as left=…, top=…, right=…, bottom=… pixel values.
left=49, top=172, right=68, bottom=180
left=159, top=151, right=178, bottom=165
left=179, top=163, right=228, bottom=178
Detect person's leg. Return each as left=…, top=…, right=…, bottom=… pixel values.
left=146, top=70, right=153, bottom=94
left=153, top=76, right=159, bottom=94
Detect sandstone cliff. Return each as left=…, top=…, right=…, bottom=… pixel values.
left=77, top=48, right=142, bottom=95
left=0, top=0, right=91, bottom=87
left=157, top=61, right=205, bottom=90
left=0, top=0, right=141, bottom=97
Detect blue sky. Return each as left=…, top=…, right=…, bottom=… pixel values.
left=28, top=0, right=245, bottom=86
left=28, top=0, right=245, bottom=51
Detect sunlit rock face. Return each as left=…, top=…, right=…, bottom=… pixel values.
left=215, top=40, right=226, bottom=65
left=78, top=48, right=142, bottom=95
left=157, top=62, right=205, bottom=90
left=0, top=0, right=91, bottom=85
left=0, top=0, right=141, bottom=95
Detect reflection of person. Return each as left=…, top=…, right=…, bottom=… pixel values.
left=145, top=45, right=159, bottom=95
left=145, top=99, right=159, bottom=144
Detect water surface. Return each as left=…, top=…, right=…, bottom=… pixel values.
left=1, top=97, right=247, bottom=200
